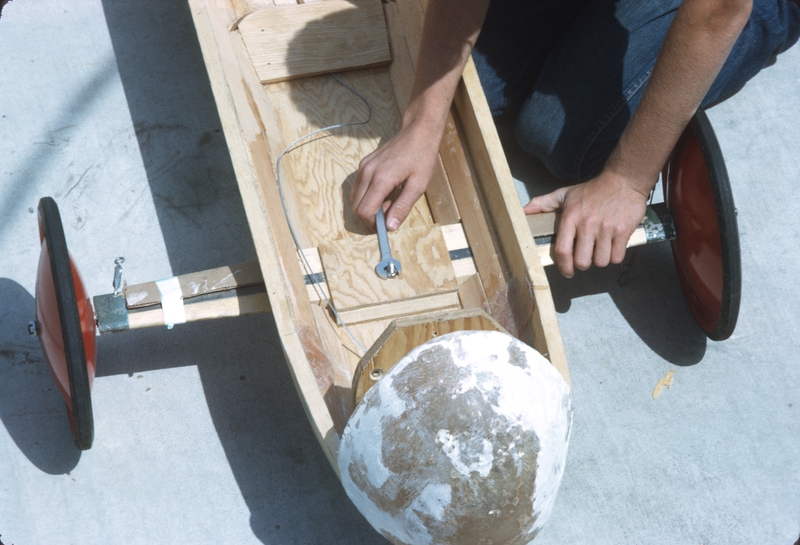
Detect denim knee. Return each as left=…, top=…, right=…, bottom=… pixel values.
left=513, top=92, right=586, bottom=181
left=514, top=79, right=644, bottom=182
left=512, top=0, right=800, bottom=181
left=512, top=0, right=676, bottom=181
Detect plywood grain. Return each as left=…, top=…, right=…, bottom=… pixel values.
left=336, top=291, right=460, bottom=325
left=319, top=224, right=457, bottom=310
left=265, top=69, right=433, bottom=247
left=239, top=0, right=391, bottom=84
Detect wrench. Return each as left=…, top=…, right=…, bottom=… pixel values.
left=374, top=207, right=401, bottom=279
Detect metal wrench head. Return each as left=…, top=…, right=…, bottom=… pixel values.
left=375, top=257, right=401, bottom=279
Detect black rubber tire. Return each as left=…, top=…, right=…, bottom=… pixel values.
left=667, top=111, right=742, bottom=341
left=38, top=196, right=94, bottom=449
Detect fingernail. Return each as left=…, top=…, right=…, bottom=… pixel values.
left=387, top=217, right=400, bottom=231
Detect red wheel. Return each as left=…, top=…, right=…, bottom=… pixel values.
left=664, top=110, right=741, bottom=341
left=35, top=197, right=96, bottom=449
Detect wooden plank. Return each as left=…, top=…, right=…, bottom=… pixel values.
left=302, top=223, right=474, bottom=304
left=454, top=58, right=570, bottom=385
left=239, top=0, right=391, bottom=84
left=437, top=113, right=516, bottom=333
left=336, top=290, right=460, bottom=325
left=189, top=0, right=343, bottom=469
left=351, top=308, right=506, bottom=405
left=124, top=261, right=263, bottom=308
left=127, top=291, right=271, bottom=329
left=264, top=69, right=433, bottom=248
left=534, top=224, right=650, bottom=267
left=381, top=0, right=415, bottom=111
left=425, top=155, right=461, bottom=224
left=319, top=224, right=457, bottom=310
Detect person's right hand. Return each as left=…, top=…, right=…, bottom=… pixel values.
left=350, top=120, right=441, bottom=230
left=524, top=169, right=649, bottom=278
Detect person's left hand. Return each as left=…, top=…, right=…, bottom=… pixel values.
left=524, top=170, right=650, bottom=277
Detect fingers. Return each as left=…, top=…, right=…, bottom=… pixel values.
left=523, top=188, right=568, bottom=215
left=589, top=227, right=615, bottom=269
left=351, top=153, right=387, bottom=227
left=610, top=232, right=629, bottom=265
left=350, top=153, right=371, bottom=206
left=386, top=177, right=427, bottom=230
left=555, top=217, right=632, bottom=276
left=537, top=174, right=650, bottom=277
left=553, top=218, right=576, bottom=278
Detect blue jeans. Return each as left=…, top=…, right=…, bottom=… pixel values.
left=472, top=0, right=800, bottom=180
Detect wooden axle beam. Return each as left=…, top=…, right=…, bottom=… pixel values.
left=92, top=204, right=673, bottom=333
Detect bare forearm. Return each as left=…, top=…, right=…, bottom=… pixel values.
left=607, top=0, right=752, bottom=192
left=403, top=0, right=490, bottom=134
left=351, top=0, right=489, bottom=228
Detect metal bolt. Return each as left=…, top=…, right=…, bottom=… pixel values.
left=113, top=256, right=125, bottom=296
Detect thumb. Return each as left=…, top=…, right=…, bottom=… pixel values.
left=523, top=188, right=568, bottom=215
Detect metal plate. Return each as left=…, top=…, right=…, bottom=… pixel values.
left=35, top=197, right=96, bottom=449
left=664, top=110, right=741, bottom=341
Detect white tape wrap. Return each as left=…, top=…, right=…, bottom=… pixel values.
left=156, top=276, right=186, bottom=328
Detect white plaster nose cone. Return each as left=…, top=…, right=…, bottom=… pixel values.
left=339, top=330, right=572, bottom=545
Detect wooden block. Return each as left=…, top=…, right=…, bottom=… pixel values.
left=441, top=222, right=477, bottom=280
left=527, top=211, right=559, bottom=238
left=351, top=308, right=507, bottom=405
left=447, top=59, right=571, bottom=386
left=239, top=0, right=391, bottom=84
left=457, top=273, right=490, bottom=315
left=319, top=224, right=458, bottom=311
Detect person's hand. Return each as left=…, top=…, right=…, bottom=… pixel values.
left=524, top=170, right=650, bottom=277
left=350, top=121, right=440, bottom=230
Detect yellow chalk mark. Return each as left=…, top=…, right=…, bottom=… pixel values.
left=652, top=370, right=675, bottom=399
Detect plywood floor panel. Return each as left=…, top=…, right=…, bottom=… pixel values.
left=264, top=68, right=432, bottom=247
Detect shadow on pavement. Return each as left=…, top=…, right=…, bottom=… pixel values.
left=0, top=278, right=81, bottom=474
left=99, top=0, right=386, bottom=542
left=500, top=125, right=707, bottom=367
